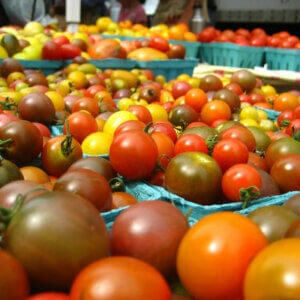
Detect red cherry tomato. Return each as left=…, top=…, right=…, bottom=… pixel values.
left=286, top=119, right=300, bottom=136
left=53, top=36, right=70, bottom=46
left=127, top=105, right=152, bottom=124
left=222, top=164, right=262, bottom=202
left=26, top=292, right=71, bottom=300
left=174, top=134, right=208, bottom=156
left=42, top=41, right=62, bottom=60
left=86, top=85, right=106, bottom=98
left=150, top=122, right=177, bottom=143
left=114, top=120, right=146, bottom=137
left=32, top=122, right=51, bottom=138
left=277, top=110, right=294, bottom=128
left=149, top=36, right=170, bottom=52
left=61, top=44, right=81, bottom=59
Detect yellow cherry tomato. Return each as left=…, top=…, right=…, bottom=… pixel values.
left=187, top=77, right=201, bottom=88
left=96, top=118, right=106, bottom=131
left=118, top=98, right=135, bottom=110
left=256, top=109, right=268, bottom=120
left=103, top=111, right=138, bottom=136
left=7, top=72, right=25, bottom=86
left=177, top=74, right=190, bottom=82
left=160, top=90, right=174, bottom=103
left=220, top=76, right=230, bottom=87
left=0, top=91, right=23, bottom=105
left=19, top=88, right=39, bottom=97
left=240, top=102, right=252, bottom=109
left=59, top=80, right=74, bottom=96
left=261, top=85, right=277, bottom=97
left=131, top=92, right=140, bottom=102
left=155, top=75, right=166, bottom=85
left=240, top=107, right=259, bottom=121
left=81, top=132, right=113, bottom=155
left=68, top=71, right=88, bottom=90
left=239, top=119, right=259, bottom=127
left=147, top=104, right=168, bottom=122
left=135, top=99, right=148, bottom=106
left=45, top=91, right=65, bottom=111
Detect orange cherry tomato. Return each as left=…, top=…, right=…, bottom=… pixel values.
left=111, top=192, right=138, bottom=210
left=20, top=166, right=50, bottom=184
left=200, top=100, right=231, bottom=125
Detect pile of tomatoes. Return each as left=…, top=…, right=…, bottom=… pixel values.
left=197, top=27, right=300, bottom=49
left=0, top=56, right=299, bottom=299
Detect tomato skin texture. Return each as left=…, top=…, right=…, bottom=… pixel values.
left=0, top=120, right=43, bottom=166
left=244, top=238, right=300, bottom=300
left=177, top=212, right=267, bottom=300
left=222, top=164, right=262, bottom=202
left=0, top=249, right=30, bottom=300
left=70, top=256, right=172, bottom=300
left=42, top=41, right=62, bottom=60
left=213, top=138, right=249, bottom=172
left=41, top=135, right=82, bottom=177
left=174, top=134, right=208, bottom=155
left=26, top=293, right=71, bottom=300
left=265, top=137, right=300, bottom=169
left=110, top=131, right=158, bottom=179
left=270, top=154, right=300, bottom=192
left=61, top=44, right=81, bottom=59
left=165, top=152, right=222, bottom=205
left=149, top=37, right=170, bottom=52
left=221, top=126, right=256, bottom=152
left=64, top=112, right=98, bottom=144
left=2, top=192, right=110, bottom=291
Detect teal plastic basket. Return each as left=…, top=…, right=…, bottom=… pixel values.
left=16, top=60, right=63, bottom=75
left=199, top=42, right=265, bottom=68
left=50, top=125, right=64, bottom=137
left=63, top=58, right=137, bottom=70
left=98, top=178, right=300, bottom=229
left=265, top=48, right=300, bottom=71
left=136, top=59, right=199, bottom=81
left=100, top=34, right=148, bottom=42
left=255, top=107, right=280, bottom=121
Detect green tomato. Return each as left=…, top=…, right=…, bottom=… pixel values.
left=15, top=82, right=29, bottom=92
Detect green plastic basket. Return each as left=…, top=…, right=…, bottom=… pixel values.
left=199, top=42, right=265, bottom=68
left=136, top=59, right=199, bottom=81
left=100, top=34, right=147, bottom=41
left=265, top=48, right=300, bottom=72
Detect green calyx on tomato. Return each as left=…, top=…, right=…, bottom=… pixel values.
left=205, top=134, right=220, bottom=153
left=292, top=126, right=300, bottom=142
left=241, top=186, right=260, bottom=209
left=109, top=177, right=125, bottom=193
left=0, top=97, right=18, bottom=114
left=61, top=119, right=75, bottom=157
left=0, top=138, right=13, bottom=151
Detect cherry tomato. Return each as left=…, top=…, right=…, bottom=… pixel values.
left=20, top=166, right=49, bottom=184
left=149, top=36, right=170, bottom=52
left=174, top=134, right=207, bottom=156
left=222, top=164, right=262, bottom=202
left=293, top=105, right=300, bottom=119
left=42, top=41, right=62, bottom=60
left=225, top=83, right=243, bottom=95
left=26, top=293, right=71, bottom=300
left=111, top=192, right=138, bottom=209
left=114, top=120, right=146, bottom=137
left=150, top=122, right=177, bottom=143
left=177, top=212, right=267, bottom=300
left=70, top=257, right=171, bottom=300
left=221, top=126, right=256, bottom=152
left=199, top=75, right=223, bottom=92
left=110, top=130, right=158, bottom=179
left=286, top=119, right=300, bottom=136
left=244, top=239, right=300, bottom=299
left=81, top=132, right=112, bottom=155
left=247, top=151, right=268, bottom=172
left=151, top=132, right=174, bottom=169
left=61, top=44, right=81, bottom=59
left=274, top=93, right=299, bottom=111
left=277, top=110, right=294, bottom=128
left=64, top=112, right=98, bottom=144
left=212, top=138, right=249, bottom=172
left=53, top=35, right=70, bottom=46
left=185, top=88, right=207, bottom=112
left=172, top=81, right=192, bottom=99
left=71, top=97, right=99, bottom=117
left=127, top=105, right=152, bottom=124
left=200, top=100, right=231, bottom=125
left=32, top=122, right=51, bottom=138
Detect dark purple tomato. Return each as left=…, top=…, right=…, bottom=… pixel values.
left=248, top=205, right=299, bottom=243
left=2, top=191, right=110, bottom=291
left=0, top=249, right=30, bottom=300
left=0, top=58, right=24, bottom=77
left=41, top=135, right=82, bottom=177
left=19, top=92, right=55, bottom=125
left=213, top=89, right=240, bottom=112
left=199, top=75, right=223, bottom=92
left=111, top=200, right=189, bottom=276
left=113, top=89, right=131, bottom=99
left=265, top=138, right=300, bottom=169
left=53, top=168, right=112, bottom=212
left=68, top=156, right=117, bottom=181
left=25, top=73, right=48, bottom=87
left=0, top=180, right=45, bottom=209
left=231, top=70, right=256, bottom=92
left=165, top=152, right=222, bottom=204
left=283, top=194, right=300, bottom=216
left=72, top=56, right=88, bottom=64
left=248, top=126, right=271, bottom=152
left=0, top=159, right=23, bottom=188
left=169, top=105, right=198, bottom=128
left=255, top=167, right=280, bottom=198
left=0, top=120, right=43, bottom=165
left=64, top=95, right=81, bottom=113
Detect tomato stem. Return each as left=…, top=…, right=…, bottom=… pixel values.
left=205, top=135, right=219, bottom=153
left=0, top=97, right=18, bottom=112
left=0, top=138, right=13, bottom=147
left=143, top=122, right=153, bottom=134
left=109, top=177, right=125, bottom=192
left=240, top=186, right=260, bottom=209
left=185, top=207, right=193, bottom=222
left=292, top=126, right=300, bottom=142
left=61, top=119, right=75, bottom=157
